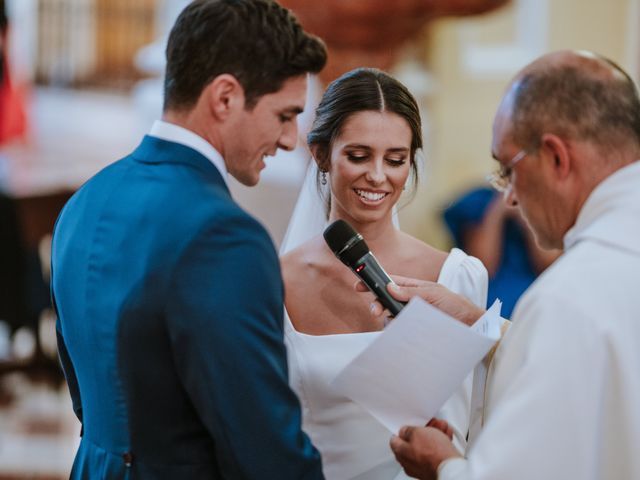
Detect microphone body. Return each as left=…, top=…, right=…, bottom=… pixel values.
left=350, top=250, right=406, bottom=317
left=323, top=220, right=406, bottom=317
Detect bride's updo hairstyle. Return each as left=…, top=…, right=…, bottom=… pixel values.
left=307, top=68, right=423, bottom=208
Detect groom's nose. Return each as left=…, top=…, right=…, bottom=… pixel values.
left=277, top=120, right=298, bottom=152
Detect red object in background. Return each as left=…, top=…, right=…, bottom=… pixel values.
left=0, top=28, right=28, bottom=146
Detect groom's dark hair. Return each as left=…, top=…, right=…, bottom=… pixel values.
left=163, top=0, right=326, bottom=112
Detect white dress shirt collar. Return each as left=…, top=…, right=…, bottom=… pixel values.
left=564, top=160, right=640, bottom=254
left=149, top=120, right=229, bottom=187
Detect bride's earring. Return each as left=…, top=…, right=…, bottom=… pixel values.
left=321, top=170, right=327, bottom=186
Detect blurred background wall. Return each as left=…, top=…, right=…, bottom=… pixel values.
left=407, top=0, right=638, bottom=248
left=0, top=0, right=638, bottom=477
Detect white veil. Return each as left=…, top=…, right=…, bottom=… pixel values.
left=279, top=74, right=328, bottom=256
left=279, top=160, right=330, bottom=255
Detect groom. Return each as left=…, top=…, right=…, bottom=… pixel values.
left=51, top=1, right=327, bottom=478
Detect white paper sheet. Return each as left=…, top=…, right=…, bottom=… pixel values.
left=331, top=298, right=502, bottom=434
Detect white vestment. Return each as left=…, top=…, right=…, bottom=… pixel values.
left=440, top=161, right=640, bottom=480
left=280, top=164, right=488, bottom=479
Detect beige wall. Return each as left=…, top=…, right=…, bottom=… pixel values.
left=399, top=0, right=638, bottom=249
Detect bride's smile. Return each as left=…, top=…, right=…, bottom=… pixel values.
left=354, top=188, right=389, bottom=204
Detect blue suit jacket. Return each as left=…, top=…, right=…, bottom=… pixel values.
left=52, top=137, right=323, bottom=479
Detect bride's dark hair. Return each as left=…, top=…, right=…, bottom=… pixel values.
left=307, top=67, right=422, bottom=215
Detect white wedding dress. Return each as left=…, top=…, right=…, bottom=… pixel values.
left=281, top=164, right=488, bottom=480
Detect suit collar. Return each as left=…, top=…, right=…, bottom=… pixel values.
left=148, top=120, right=229, bottom=186
left=131, top=136, right=229, bottom=191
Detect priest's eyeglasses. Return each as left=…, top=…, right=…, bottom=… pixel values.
left=487, top=149, right=529, bottom=193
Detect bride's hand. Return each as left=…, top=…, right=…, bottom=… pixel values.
left=356, top=275, right=485, bottom=326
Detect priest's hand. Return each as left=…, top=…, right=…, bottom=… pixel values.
left=426, top=418, right=453, bottom=441
left=358, top=275, right=485, bottom=326
left=390, top=425, right=461, bottom=480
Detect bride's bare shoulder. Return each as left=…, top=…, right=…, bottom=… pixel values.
left=281, top=235, right=332, bottom=278
left=393, top=231, right=449, bottom=279
left=281, top=236, right=344, bottom=327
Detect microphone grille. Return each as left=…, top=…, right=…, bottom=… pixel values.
left=323, top=219, right=369, bottom=267
left=323, top=220, right=358, bottom=254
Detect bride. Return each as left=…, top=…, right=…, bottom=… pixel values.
left=280, top=68, right=487, bottom=480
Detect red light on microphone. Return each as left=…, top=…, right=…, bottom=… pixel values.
left=355, top=264, right=365, bottom=273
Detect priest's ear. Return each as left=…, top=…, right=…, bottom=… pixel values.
left=204, top=74, right=245, bottom=121
left=540, top=133, right=572, bottom=180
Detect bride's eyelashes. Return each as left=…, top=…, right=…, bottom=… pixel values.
left=345, top=152, right=408, bottom=166
left=385, top=156, right=407, bottom=166
left=346, top=152, right=368, bottom=162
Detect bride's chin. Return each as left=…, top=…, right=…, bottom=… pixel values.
left=348, top=207, right=394, bottom=225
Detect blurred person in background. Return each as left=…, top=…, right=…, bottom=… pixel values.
left=0, top=0, right=29, bottom=360
left=443, top=186, right=560, bottom=318
left=0, top=0, right=27, bottom=145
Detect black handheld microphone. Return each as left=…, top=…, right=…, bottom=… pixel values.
left=323, top=219, right=406, bottom=317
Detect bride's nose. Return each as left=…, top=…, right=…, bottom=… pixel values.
left=365, top=160, right=385, bottom=185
